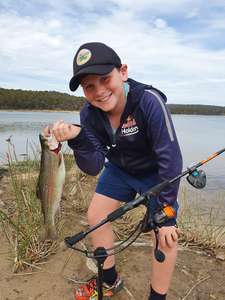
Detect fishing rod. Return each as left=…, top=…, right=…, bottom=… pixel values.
left=65, top=147, right=225, bottom=246
left=65, top=147, right=225, bottom=300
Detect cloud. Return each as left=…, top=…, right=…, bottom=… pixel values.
left=110, top=0, right=202, bottom=15
left=0, top=12, right=71, bottom=85
left=0, top=1, right=225, bottom=105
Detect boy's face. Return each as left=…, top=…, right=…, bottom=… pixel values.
left=80, top=65, right=128, bottom=113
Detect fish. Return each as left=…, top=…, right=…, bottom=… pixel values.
left=36, top=133, right=66, bottom=240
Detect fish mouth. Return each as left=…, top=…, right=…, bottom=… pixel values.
left=39, top=133, right=61, bottom=153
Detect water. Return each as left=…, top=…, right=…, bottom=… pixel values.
left=0, top=110, right=79, bottom=158
left=0, top=111, right=224, bottom=191
left=174, top=115, right=225, bottom=191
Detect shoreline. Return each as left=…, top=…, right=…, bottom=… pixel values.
left=1, top=109, right=225, bottom=117
left=0, top=109, right=225, bottom=116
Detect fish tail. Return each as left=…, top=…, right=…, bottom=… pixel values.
left=44, top=225, right=58, bottom=240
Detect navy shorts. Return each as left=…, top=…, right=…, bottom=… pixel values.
left=96, top=162, right=178, bottom=225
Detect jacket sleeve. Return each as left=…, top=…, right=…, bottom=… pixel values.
left=143, top=89, right=183, bottom=206
left=67, top=110, right=107, bottom=176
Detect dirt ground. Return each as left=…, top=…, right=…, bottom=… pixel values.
left=0, top=171, right=225, bottom=300
left=1, top=232, right=225, bottom=300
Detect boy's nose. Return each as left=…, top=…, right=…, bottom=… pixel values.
left=95, top=84, right=107, bottom=98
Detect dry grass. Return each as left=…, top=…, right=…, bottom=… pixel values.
left=113, top=205, right=146, bottom=240
left=178, top=184, right=225, bottom=253
left=0, top=144, right=97, bottom=272
left=64, top=165, right=97, bottom=213
left=0, top=145, right=58, bottom=272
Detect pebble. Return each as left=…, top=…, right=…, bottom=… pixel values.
left=216, top=251, right=225, bottom=261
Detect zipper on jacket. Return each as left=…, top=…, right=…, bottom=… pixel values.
left=111, top=127, right=126, bottom=169
left=111, top=127, right=117, bottom=147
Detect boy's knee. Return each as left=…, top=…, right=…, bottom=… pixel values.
left=87, top=201, right=106, bottom=225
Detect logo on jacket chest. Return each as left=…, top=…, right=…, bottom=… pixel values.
left=121, top=115, right=139, bottom=136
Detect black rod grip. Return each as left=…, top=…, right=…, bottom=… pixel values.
left=64, top=231, right=86, bottom=247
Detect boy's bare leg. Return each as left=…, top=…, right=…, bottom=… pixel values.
left=87, top=192, right=120, bottom=269
left=150, top=227, right=178, bottom=294
left=88, top=193, right=178, bottom=293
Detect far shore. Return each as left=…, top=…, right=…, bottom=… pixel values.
left=1, top=109, right=225, bottom=116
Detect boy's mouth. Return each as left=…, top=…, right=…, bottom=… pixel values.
left=96, top=93, right=112, bottom=102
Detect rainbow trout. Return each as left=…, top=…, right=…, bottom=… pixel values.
left=36, top=133, right=65, bottom=240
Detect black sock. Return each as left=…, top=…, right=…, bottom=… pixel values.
left=149, top=286, right=166, bottom=300
left=102, top=265, right=117, bottom=285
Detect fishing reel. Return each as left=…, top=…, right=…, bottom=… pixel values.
left=187, top=168, right=206, bottom=189
left=141, top=167, right=207, bottom=262
left=141, top=203, right=177, bottom=263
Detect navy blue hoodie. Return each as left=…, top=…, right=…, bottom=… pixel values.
left=68, top=78, right=183, bottom=205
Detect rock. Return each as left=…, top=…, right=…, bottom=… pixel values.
left=0, top=167, right=8, bottom=179
left=216, top=250, right=225, bottom=261
left=86, top=257, right=97, bottom=273
left=0, top=199, right=4, bottom=208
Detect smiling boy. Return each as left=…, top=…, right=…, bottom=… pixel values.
left=48, top=42, right=183, bottom=300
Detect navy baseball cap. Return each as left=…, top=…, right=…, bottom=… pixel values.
left=69, top=42, right=122, bottom=91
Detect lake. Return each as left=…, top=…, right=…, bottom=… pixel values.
left=0, top=110, right=224, bottom=191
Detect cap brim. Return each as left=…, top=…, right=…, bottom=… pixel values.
left=69, top=64, right=115, bottom=91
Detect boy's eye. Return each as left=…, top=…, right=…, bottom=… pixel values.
left=85, top=84, right=94, bottom=90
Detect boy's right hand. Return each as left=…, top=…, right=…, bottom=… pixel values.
left=43, top=120, right=81, bottom=142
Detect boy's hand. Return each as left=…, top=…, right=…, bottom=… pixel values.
left=43, top=120, right=81, bottom=142
left=158, top=226, right=181, bottom=249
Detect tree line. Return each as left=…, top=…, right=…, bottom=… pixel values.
left=0, top=88, right=83, bottom=111
left=0, top=88, right=225, bottom=115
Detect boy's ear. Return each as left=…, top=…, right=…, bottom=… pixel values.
left=120, top=64, right=128, bottom=81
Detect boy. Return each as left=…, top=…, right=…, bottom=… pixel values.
left=49, top=42, right=183, bottom=300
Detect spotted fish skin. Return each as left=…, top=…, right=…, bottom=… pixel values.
left=36, top=134, right=65, bottom=240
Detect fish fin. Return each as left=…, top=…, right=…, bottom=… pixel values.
left=39, top=228, right=47, bottom=241
left=39, top=226, right=57, bottom=241
left=58, top=153, right=63, bottom=167
left=45, top=225, right=58, bottom=241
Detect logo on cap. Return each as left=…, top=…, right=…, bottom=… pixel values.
left=76, top=49, right=92, bottom=66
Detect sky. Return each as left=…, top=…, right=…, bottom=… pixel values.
left=0, top=0, right=225, bottom=105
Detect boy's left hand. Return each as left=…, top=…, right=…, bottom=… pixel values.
left=158, top=226, right=181, bottom=248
